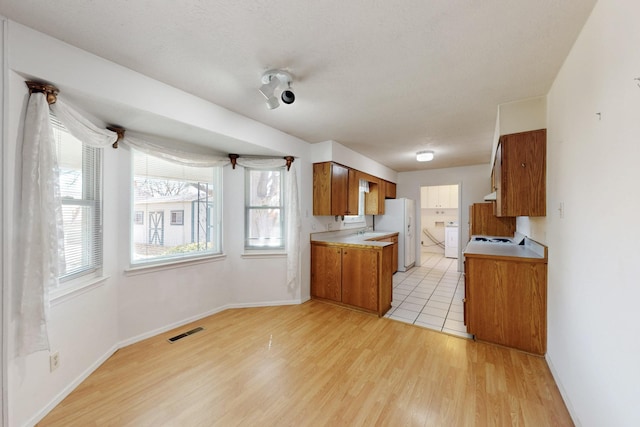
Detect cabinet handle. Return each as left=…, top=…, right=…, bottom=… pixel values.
left=521, top=163, right=526, bottom=168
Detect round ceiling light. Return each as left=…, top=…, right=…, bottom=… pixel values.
left=416, top=150, right=434, bottom=162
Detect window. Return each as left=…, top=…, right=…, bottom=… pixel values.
left=134, top=211, right=144, bottom=225
left=245, top=168, right=284, bottom=249
left=170, top=210, right=184, bottom=225
left=51, top=114, right=102, bottom=281
left=132, top=150, right=222, bottom=264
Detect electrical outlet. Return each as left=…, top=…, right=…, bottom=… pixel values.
left=50, top=351, right=60, bottom=372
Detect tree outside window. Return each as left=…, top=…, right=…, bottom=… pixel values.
left=245, top=168, right=284, bottom=249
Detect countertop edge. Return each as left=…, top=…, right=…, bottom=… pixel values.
left=311, top=231, right=399, bottom=248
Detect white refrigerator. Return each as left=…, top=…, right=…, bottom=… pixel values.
left=375, top=198, right=416, bottom=272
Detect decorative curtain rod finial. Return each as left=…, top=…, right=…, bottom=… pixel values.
left=25, top=81, right=59, bottom=104
left=229, top=154, right=240, bottom=169
left=284, top=156, right=294, bottom=171
left=106, top=126, right=126, bottom=149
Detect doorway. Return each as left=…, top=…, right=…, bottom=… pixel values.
left=419, top=184, right=461, bottom=261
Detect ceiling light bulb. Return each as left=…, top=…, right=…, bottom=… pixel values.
left=266, top=96, right=280, bottom=110
left=416, top=150, right=434, bottom=162
left=259, top=77, right=280, bottom=99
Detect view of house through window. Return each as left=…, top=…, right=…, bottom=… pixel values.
left=132, top=150, right=222, bottom=264
left=245, top=168, right=284, bottom=249
left=51, top=114, right=103, bottom=281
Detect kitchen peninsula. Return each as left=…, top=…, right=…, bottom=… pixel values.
left=310, top=230, right=399, bottom=317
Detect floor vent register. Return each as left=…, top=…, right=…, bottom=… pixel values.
left=167, top=326, right=204, bottom=343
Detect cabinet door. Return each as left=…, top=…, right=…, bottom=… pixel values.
left=497, top=130, right=546, bottom=217
left=470, top=203, right=515, bottom=236
left=347, top=168, right=359, bottom=215
left=448, top=185, right=459, bottom=209
left=331, top=163, right=349, bottom=215
left=465, top=257, right=546, bottom=355
left=385, top=181, right=397, bottom=199
left=365, top=179, right=383, bottom=215
left=438, top=186, right=450, bottom=208
left=312, top=162, right=332, bottom=215
left=426, top=186, right=440, bottom=208
left=310, top=244, right=342, bottom=302
left=341, top=247, right=378, bottom=311
left=390, top=236, right=398, bottom=274
left=376, top=237, right=398, bottom=274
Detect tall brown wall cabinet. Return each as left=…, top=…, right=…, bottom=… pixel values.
left=493, top=129, right=546, bottom=217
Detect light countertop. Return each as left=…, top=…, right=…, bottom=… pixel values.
left=464, top=237, right=547, bottom=261
left=311, top=230, right=398, bottom=248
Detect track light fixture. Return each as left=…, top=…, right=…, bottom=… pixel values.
left=259, top=69, right=295, bottom=110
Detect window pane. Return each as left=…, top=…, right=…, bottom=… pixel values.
left=132, top=150, right=222, bottom=264
left=248, top=170, right=281, bottom=206
left=247, top=208, right=283, bottom=248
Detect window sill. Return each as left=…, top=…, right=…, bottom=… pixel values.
left=241, top=251, right=287, bottom=259
left=50, top=275, right=110, bottom=306
left=125, top=253, right=227, bottom=276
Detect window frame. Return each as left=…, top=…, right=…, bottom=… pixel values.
left=51, top=113, right=103, bottom=284
left=244, top=167, right=285, bottom=251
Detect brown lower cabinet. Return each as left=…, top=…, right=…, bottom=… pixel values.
left=464, top=254, right=547, bottom=355
left=311, top=242, right=393, bottom=316
left=366, top=234, right=398, bottom=274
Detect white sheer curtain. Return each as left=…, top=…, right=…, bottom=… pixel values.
left=12, top=93, right=119, bottom=358
left=13, top=93, right=62, bottom=357
left=50, top=98, right=118, bottom=148
left=123, top=134, right=229, bottom=167
left=236, top=158, right=301, bottom=293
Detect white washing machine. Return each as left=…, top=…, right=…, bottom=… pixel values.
left=444, top=223, right=458, bottom=259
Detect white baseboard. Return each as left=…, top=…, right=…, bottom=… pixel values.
left=226, top=298, right=306, bottom=309
left=26, top=300, right=308, bottom=426
left=117, top=304, right=233, bottom=348
left=546, top=353, right=581, bottom=426
left=26, top=344, right=119, bottom=427
left=118, top=299, right=307, bottom=348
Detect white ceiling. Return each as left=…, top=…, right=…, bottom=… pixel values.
left=0, top=1, right=597, bottom=172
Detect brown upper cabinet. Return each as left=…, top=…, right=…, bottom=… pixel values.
left=469, top=202, right=516, bottom=237
left=493, top=129, right=546, bottom=217
left=313, top=162, right=359, bottom=215
left=385, top=180, right=396, bottom=199
left=313, top=162, right=395, bottom=216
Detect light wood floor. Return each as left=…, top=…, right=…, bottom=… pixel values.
left=38, top=301, right=573, bottom=426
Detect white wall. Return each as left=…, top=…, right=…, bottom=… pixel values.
left=397, top=164, right=490, bottom=271
left=0, top=17, right=7, bottom=427
left=543, top=0, right=640, bottom=425
left=3, top=21, right=314, bottom=427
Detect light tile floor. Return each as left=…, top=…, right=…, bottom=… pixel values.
left=385, top=251, right=473, bottom=339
